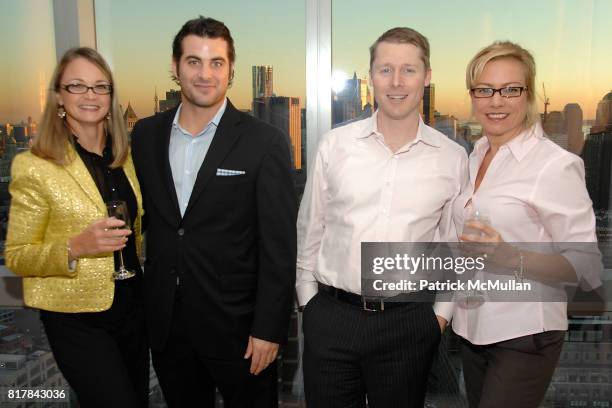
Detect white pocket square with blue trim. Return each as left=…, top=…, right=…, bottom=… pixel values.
left=216, top=168, right=246, bottom=176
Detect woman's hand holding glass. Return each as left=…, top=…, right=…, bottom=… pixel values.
left=68, top=217, right=131, bottom=260
left=460, top=219, right=519, bottom=270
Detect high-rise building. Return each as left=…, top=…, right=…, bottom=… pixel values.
left=123, top=102, right=138, bottom=135
left=420, top=84, right=435, bottom=126
left=544, top=110, right=565, bottom=135
left=154, top=87, right=159, bottom=114
left=359, top=77, right=373, bottom=110
left=252, top=65, right=273, bottom=100
left=159, top=89, right=181, bottom=112
left=583, top=91, right=612, bottom=213
left=332, top=73, right=363, bottom=125
left=564, top=103, right=584, bottom=155
left=253, top=96, right=301, bottom=170
left=595, top=90, right=612, bottom=128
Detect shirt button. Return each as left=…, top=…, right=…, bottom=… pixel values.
left=177, top=228, right=185, bottom=236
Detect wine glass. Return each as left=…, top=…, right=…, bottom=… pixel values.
left=458, top=207, right=491, bottom=307
left=462, top=207, right=491, bottom=237
left=106, top=200, right=136, bottom=280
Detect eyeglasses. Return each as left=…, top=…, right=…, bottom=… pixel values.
left=470, top=86, right=527, bottom=98
left=60, top=83, right=113, bottom=95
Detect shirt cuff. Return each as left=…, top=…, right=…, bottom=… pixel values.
left=560, top=248, right=603, bottom=290
left=433, top=301, right=454, bottom=322
left=296, top=281, right=319, bottom=307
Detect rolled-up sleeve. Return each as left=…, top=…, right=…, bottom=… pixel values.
left=530, top=153, right=602, bottom=289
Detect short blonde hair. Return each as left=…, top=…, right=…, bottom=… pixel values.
left=32, top=47, right=128, bottom=168
left=466, top=41, right=539, bottom=129
left=370, top=27, right=430, bottom=70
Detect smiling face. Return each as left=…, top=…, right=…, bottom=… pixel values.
left=172, top=34, right=232, bottom=112
left=370, top=41, right=431, bottom=124
left=56, top=57, right=111, bottom=129
left=471, top=58, right=529, bottom=142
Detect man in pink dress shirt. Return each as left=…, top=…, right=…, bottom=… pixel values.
left=296, top=27, right=468, bottom=408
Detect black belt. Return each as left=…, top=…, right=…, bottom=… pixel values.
left=318, top=283, right=432, bottom=312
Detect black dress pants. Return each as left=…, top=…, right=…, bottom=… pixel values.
left=460, top=330, right=565, bottom=408
left=302, top=291, right=441, bottom=408
left=40, top=278, right=149, bottom=408
left=151, top=292, right=278, bottom=408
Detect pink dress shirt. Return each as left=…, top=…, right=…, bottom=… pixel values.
left=296, top=111, right=469, bottom=307
left=444, top=122, right=600, bottom=345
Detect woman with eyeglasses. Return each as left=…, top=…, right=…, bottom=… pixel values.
left=5, top=47, right=148, bottom=408
left=434, top=41, right=600, bottom=407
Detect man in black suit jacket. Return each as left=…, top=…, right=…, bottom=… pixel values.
left=131, top=16, right=297, bottom=408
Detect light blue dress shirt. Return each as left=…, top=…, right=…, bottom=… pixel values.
left=169, top=99, right=227, bottom=216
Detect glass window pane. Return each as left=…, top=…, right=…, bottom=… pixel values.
left=332, top=1, right=612, bottom=407
left=95, top=2, right=306, bottom=406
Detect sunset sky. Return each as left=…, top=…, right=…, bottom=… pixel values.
left=1, top=0, right=611, bottom=124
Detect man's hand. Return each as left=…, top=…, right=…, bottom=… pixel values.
left=243, top=336, right=279, bottom=375
left=436, top=315, right=448, bottom=334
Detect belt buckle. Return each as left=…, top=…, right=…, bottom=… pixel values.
left=362, top=298, right=384, bottom=312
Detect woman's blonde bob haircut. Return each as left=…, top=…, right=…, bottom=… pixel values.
left=31, top=47, right=128, bottom=168
left=465, top=41, right=540, bottom=129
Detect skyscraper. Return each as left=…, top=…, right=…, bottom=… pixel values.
left=420, top=84, right=435, bottom=126
left=595, top=90, right=612, bottom=128
left=359, top=77, right=373, bottom=110
left=252, top=65, right=273, bottom=100
left=544, top=111, right=564, bottom=134
left=564, top=103, right=584, bottom=155
left=332, top=73, right=363, bottom=125
left=154, top=87, right=159, bottom=114
left=583, top=91, right=612, bottom=213
left=253, top=96, right=301, bottom=170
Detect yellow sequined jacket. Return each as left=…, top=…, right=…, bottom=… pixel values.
left=5, top=146, right=143, bottom=313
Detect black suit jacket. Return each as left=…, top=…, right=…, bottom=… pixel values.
left=131, top=101, right=297, bottom=358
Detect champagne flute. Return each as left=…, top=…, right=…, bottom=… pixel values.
left=106, top=200, right=136, bottom=280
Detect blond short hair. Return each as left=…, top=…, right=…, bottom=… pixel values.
left=32, top=47, right=128, bottom=168
left=466, top=41, right=539, bottom=128
left=370, top=27, right=430, bottom=70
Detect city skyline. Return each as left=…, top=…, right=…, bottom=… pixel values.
left=1, top=0, right=611, bottom=123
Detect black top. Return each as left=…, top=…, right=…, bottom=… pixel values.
left=74, top=136, right=140, bottom=274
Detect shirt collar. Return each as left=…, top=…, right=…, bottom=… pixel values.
left=172, top=98, right=228, bottom=136
left=73, top=133, right=113, bottom=162
left=356, top=111, right=440, bottom=148
left=474, top=122, right=544, bottom=162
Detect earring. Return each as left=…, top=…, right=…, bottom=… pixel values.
left=106, top=111, right=111, bottom=120
left=57, top=105, right=66, bottom=119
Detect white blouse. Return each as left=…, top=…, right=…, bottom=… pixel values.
left=442, top=122, right=601, bottom=345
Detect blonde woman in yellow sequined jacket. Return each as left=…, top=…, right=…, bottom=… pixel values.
left=5, top=47, right=149, bottom=407
left=6, top=147, right=143, bottom=311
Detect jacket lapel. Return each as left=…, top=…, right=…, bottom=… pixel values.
left=123, top=152, right=144, bottom=220
left=183, top=101, right=243, bottom=218
left=63, top=144, right=106, bottom=214
left=155, top=108, right=182, bottom=221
